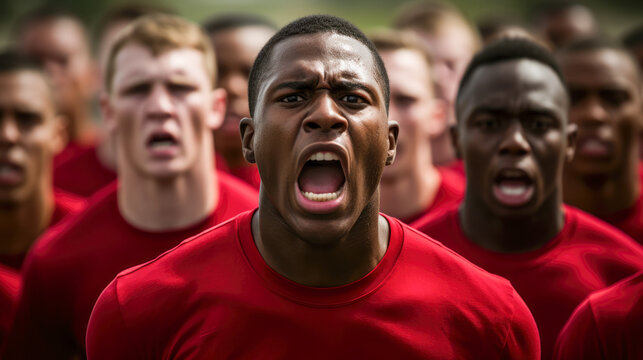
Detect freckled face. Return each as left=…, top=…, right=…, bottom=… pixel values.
left=457, top=59, right=570, bottom=217
left=251, top=33, right=395, bottom=243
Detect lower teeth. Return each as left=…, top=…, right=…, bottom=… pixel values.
left=302, top=191, right=340, bottom=202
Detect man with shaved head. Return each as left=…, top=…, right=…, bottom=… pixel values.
left=86, top=15, right=539, bottom=359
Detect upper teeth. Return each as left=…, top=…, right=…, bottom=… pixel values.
left=0, top=165, right=17, bottom=174
left=302, top=190, right=340, bottom=202
left=499, top=185, right=527, bottom=196
left=308, top=152, right=339, bottom=161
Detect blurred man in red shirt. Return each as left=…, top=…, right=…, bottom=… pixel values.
left=370, top=29, right=463, bottom=224
left=3, top=14, right=257, bottom=359
left=415, top=38, right=643, bottom=359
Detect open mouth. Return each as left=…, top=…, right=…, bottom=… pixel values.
left=297, top=152, right=346, bottom=202
left=576, top=137, right=611, bottom=159
left=492, top=168, right=534, bottom=207
left=147, top=133, right=178, bottom=149
left=0, top=162, right=24, bottom=186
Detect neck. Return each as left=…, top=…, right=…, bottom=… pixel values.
left=253, top=191, right=389, bottom=287
left=563, top=158, right=639, bottom=216
left=118, top=151, right=217, bottom=232
left=96, top=135, right=116, bottom=171
left=380, top=153, right=441, bottom=220
left=459, top=190, right=565, bottom=253
left=0, top=182, right=55, bottom=255
left=67, top=102, right=94, bottom=144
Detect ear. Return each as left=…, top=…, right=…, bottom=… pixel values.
left=207, top=88, right=227, bottom=130
left=239, top=117, right=256, bottom=163
left=49, top=113, right=68, bottom=155
left=426, top=98, right=448, bottom=139
left=385, top=120, right=399, bottom=165
left=100, top=92, right=117, bottom=136
left=565, top=122, right=577, bottom=162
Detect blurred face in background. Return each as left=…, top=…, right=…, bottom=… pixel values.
left=104, top=44, right=223, bottom=180
left=210, top=26, right=274, bottom=166
left=379, top=48, right=442, bottom=181
left=416, top=19, right=477, bottom=111
left=537, top=6, right=596, bottom=49
left=0, top=70, right=64, bottom=204
left=560, top=49, right=641, bottom=177
left=18, top=18, right=97, bottom=117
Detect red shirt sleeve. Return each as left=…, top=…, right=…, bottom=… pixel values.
left=3, top=249, right=76, bottom=359
left=553, top=298, right=604, bottom=360
left=86, top=279, right=133, bottom=360
left=502, top=289, right=541, bottom=360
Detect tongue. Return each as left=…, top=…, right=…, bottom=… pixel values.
left=298, top=163, right=344, bottom=194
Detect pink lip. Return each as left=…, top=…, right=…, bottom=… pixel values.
left=294, top=182, right=346, bottom=214
left=294, top=142, right=349, bottom=215
left=0, top=162, right=24, bottom=186
left=576, top=137, right=612, bottom=158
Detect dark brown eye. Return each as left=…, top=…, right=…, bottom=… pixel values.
left=280, top=94, right=303, bottom=103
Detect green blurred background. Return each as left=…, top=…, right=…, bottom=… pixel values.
left=1, top=0, right=641, bottom=47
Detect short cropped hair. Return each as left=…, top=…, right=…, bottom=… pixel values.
left=623, top=24, right=643, bottom=49
left=104, top=14, right=216, bottom=92
left=558, top=37, right=640, bottom=82
left=202, top=13, right=276, bottom=35
left=369, top=28, right=437, bottom=92
left=13, top=6, right=88, bottom=41
left=456, top=37, right=564, bottom=113
left=247, top=14, right=389, bottom=117
left=0, top=49, right=44, bottom=74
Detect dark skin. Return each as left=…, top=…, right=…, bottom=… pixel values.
left=240, top=32, right=398, bottom=287
left=0, top=70, right=65, bottom=256
left=561, top=49, right=642, bottom=216
left=455, top=59, right=575, bottom=253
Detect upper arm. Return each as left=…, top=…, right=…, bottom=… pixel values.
left=501, top=289, right=541, bottom=360
left=553, top=299, right=604, bottom=360
left=86, top=279, right=133, bottom=360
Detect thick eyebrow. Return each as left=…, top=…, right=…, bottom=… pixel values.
left=469, top=105, right=560, bottom=120
left=273, top=79, right=377, bottom=100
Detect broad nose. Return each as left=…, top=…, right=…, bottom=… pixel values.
left=499, top=121, right=530, bottom=156
left=0, top=117, right=20, bottom=146
left=574, top=95, right=608, bottom=127
left=302, top=93, right=348, bottom=133
left=146, top=84, right=174, bottom=119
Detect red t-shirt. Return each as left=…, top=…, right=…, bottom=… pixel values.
left=0, top=189, right=85, bottom=270
left=215, top=152, right=261, bottom=190
left=415, top=205, right=643, bottom=359
left=53, top=140, right=94, bottom=169
left=0, top=264, right=20, bottom=350
left=403, top=167, right=465, bottom=225
left=554, top=270, right=643, bottom=360
left=86, top=211, right=540, bottom=360
left=53, top=145, right=117, bottom=198
left=2, top=172, right=258, bottom=359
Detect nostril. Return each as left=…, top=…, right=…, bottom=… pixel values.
left=331, top=123, right=345, bottom=130
left=305, top=122, right=321, bottom=130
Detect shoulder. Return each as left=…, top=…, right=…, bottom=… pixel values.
left=565, top=205, right=643, bottom=250
left=394, top=218, right=540, bottom=357
left=27, top=184, right=119, bottom=270
left=111, top=211, right=249, bottom=298
left=396, top=216, right=523, bottom=309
